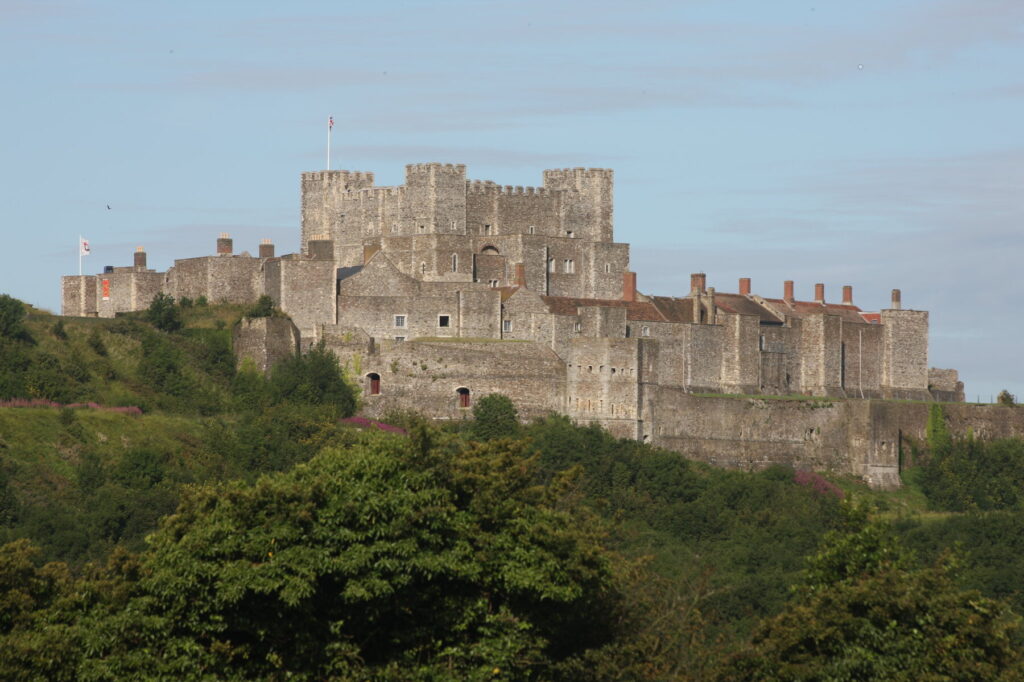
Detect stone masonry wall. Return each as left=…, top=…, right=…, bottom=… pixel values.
left=643, top=393, right=1024, bottom=489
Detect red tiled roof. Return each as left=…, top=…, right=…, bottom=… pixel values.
left=711, top=293, right=784, bottom=324
left=860, top=312, right=881, bottom=324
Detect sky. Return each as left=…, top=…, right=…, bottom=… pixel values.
left=1, top=0, right=1021, bottom=401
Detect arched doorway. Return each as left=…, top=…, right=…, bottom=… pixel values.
left=456, top=387, right=471, bottom=409
left=367, top=373, right=381, bottom=396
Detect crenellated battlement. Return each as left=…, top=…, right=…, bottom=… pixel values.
left=301, top=170, right=375, bottom=188
left=543, top=167, right=613, bottom=182
left=466, top=180, right=549, bottom=196
left=405, top=163, right=467, bottom=185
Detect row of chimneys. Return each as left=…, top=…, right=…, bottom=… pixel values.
left=119, top=235, right=279, bottom=271
left=688, top=273, right=902, bottom=309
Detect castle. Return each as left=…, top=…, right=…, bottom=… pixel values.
left=62, top=162, right=974, bottom=486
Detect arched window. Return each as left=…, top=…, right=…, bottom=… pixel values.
left=451, top=253, right=458, bottom=272
left=420, top=262, right=426, bottom=275
left=481, top=245, right=499, bottom=255
left=456, top=387, right=471, bottom=408
left=367, top=373, right=381, bottom=396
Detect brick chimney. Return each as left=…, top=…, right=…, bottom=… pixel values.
left=308, top=234, right=334, bottom=260
left=133, top=246, right=147, bottom=269
left=842, top=285, right=853, bottom=305
left=515, top=262, right=526, bottom=287
left=623, top=271, right=637, bottom=302
left=739, top=277, right=751, bottom=296
left=784, top=280, right=794, bottom=303
left=216, top=233, right=233, bottom=255
left=814, top=283, right=825, bottom=304
left=690, top=272, right=706, bottom=295
left=891, top=288, right=902, bottom=310
left=259, top=239, right=275, bottom=259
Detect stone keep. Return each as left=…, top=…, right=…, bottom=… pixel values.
left=60, top=162, right=974, bottom=487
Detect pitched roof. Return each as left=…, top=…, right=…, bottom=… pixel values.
left=711, top=293, right=784, bottom=325
left=761, top=298, right=868, bottom=324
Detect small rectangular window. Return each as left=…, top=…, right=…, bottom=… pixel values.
left=394, top=336, right=406, bottom=342
left=574, top=321, right=582, bottom=333
left=438, top=315, right=450, bottom=328
left=394, top=315, right=406, bottom=328
left=502, top=319, right=512, bottom=333
left=528, top=225, right=536, bottom=234
left=641, top=326, right=650, bottom=337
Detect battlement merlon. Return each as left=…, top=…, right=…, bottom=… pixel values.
left=300, top=170, right=375, bottom=190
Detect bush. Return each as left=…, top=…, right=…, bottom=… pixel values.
left=144, top=293, right=181, bottom=333
left=998, top=390, right=1016, bottom=406
left=244, top=295, right=277, bottom=319
left=0, top=294, right=27, bottom=340
left=269, top=342, right=356, bottom=415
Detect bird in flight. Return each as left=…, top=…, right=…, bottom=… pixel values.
left=106, top=205, right=111, bottom=210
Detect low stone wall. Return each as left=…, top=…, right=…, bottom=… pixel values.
left=643, top=391, right=1024, bottom=489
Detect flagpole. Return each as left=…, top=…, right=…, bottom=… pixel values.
left=78, top=234, right=82, bottom=276
left=327, top=116, right=332, bottom=170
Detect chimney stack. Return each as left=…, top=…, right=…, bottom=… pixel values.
left=739, top=277, right=751, bottom=296
left=307, top=234, right=334, bottom=260
left=259, top=238, right=275, bottom=259
left=891, top=288, right=902, bottom=310
left=515, top=263, right=526, bottom=287
left=690, top=272, right=706, bottom=295
left=623, top=271, right=637, bottom=302
left=814, top=283, right=825, bottom=304
left=784, top=280, right=794, bottom=303
left=216, top=233, right=233, bottom=255
left=842, top=285, right=853, bottom=305
left=133, top=246, right=147, bottom=269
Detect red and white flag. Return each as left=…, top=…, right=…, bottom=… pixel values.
left=329, top=116, right=334, bottom=130
left=80, top=238, right=91, bottom=256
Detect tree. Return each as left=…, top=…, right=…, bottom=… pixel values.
left=144, top=293, right=181, bottom=333
left=470, top=393, right=520, bottom=440
left=69, top=434, right=622, bottom=679
left=722, top=521, right=1023, bottom=680
left=998, top=389, right=1016, bottom=406
left=0, top=294, right=27, bottom=340
left=269, top=342, right=356, bottom=415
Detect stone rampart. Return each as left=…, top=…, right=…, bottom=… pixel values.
left=643, top=392, right=1024, bottom=489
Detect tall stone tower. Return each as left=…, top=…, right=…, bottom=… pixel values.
left=542, top=168, right=614, bottom=243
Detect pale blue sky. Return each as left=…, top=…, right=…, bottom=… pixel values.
left=1, top=0, right=1021, bottom=400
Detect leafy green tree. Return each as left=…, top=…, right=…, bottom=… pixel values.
left=998, top=389, right=1016, bottom=406
left=917, top=438, right=1024, bottom=511
left=0, top=294, right=27, bottom=340
left=470, top=393, right=520, bottom=440
left=67, top=434, right=622, bottom=679
left=144, top=292, right=181, bottom=333
left=269, top=341, right=356, bottom=415
left=722, top=522, right=1023, bottom=680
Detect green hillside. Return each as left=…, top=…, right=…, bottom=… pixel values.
left=1, top=293, right=1024, bottom=679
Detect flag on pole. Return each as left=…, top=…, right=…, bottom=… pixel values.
left=80, top=238, right=91, bottom=256
left=329, top=116, right=334, bottom=129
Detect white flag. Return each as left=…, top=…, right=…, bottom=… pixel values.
left=80, top=238, right=91, bottom=256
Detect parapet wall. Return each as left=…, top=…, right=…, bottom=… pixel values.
left=643, top=392, right=1024, bottom=489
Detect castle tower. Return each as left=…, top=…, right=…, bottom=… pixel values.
left=300, top=169, right=375, bottom=258
left=542, top=167, right=614, bottom=243
left=403, top=163, right=468, bottom=236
